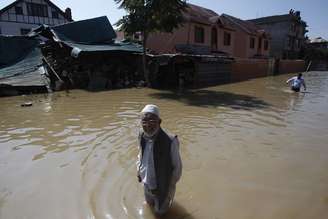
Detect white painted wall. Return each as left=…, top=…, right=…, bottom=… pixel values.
left=0, top=0, right=70, bottom=36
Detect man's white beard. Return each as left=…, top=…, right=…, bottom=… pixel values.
left=143, top=127, right=159, bottom=138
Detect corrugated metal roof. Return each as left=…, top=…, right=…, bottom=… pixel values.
left=68, top=41, right=143, bottom=57
left=0, top=35, right=39, bottom=68
left=0, top=48, right=42, bottom=80
left=50, top=16, right=116, bottom=43
left=0, top=36, right=45, bottom=87
left=30, top=16, right=142, bottom=56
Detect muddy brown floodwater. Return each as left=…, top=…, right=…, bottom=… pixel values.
left=1, top=71, right=328, bottom=219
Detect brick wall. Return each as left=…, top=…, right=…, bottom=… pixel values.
left=231, top=58, right=305, bottom=82
left=231, top=58, right=270, bottom=82
left=278, top=60, right=305, bottom=74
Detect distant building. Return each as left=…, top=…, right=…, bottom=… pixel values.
left=249, top=10, right=307, bottom=59
left=220, top=14, right=270, bottom=58
left=146, top=3, right=236, bottom=56
left=309, top=37, right=328, bottom=49
left=0, top=0, right=72, bottom=36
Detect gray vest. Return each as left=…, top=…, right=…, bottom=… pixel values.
left=140, top=128, right=175, bottom=207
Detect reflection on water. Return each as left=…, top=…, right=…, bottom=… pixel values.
left=1, top=71, right=328, bottom=219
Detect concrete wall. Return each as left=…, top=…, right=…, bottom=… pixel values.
left=231, top=58, right=270, bottom=81
left=258, top=22, right=289, bottom=58
left=256, top=20, right=305, bottom=59
left=231, top=58, right=304, bottom=82
left=279, top=60, right=305, bottom=74
left=310, top=60, right=328, bottom=71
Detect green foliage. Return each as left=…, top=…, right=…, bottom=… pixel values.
left=114, top=0, right=187, bottom=86
left=115, top=0, right=187, bottom=36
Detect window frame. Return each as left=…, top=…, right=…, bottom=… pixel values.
left=264, top=40, right=269, bottom=50
left=52, top=11, right=59, bottom=19
left=15, top=6, right=23, bottom=15
left=258, top=37, right=262, bottom=49
left=223, top=31, right=231, bottom=46
left=194, top=26, right=205, bottom=44
left=250, top=37, right=255, bottom=49
left=26, top=3, right=48, bottom=17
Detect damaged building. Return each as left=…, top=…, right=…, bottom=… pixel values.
left=33, top=16, right=144, bottom=91
left=0, top=16, right=145, bottom=96
left=0, top=35, right=49, bottom=96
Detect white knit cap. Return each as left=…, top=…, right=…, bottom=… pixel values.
left=141, top=104, right=160, bottom=118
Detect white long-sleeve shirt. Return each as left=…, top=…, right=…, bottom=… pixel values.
left=286, top=76, right=306, bottom=89
left=137, top=135, right=182, bottom=189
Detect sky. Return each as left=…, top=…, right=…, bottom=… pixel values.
left=1, top=0, right=327, bottom=39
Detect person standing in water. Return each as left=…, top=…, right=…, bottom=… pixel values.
left=137, top=104, right=182, bottom=215
left=286, top=73, right=307, bottom=92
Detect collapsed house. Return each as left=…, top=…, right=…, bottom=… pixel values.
left=0, top=16, right=144, bottom=96
left=0, top=35, right=49, bottom=96
left=31, top=16, right=144, bottom=91
left=0, top=15, right=234, bottom=96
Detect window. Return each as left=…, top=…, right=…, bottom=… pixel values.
left=264, top=40, right=269, bottom=50
left=194, top=26, right=204, bottom=43
left=291, top=23, right=297, bottom=32
left=288, top=37, right=295, bottom=48
left=223, top=32, right=231, bottom=46
left=20, top=28, right=31, bottom=35
left=134, top=33, right=142, bottom=41
left=296, top=39, right=301, bottom=48
left=52, top=11, right=59, bottom=19
left=15, top=6, right=23, bottom=15
left=258, top=37, right=262, bottom=49
left=250, top=37, right=255, bottom=49
left=26, top=3, right=48, bottom=17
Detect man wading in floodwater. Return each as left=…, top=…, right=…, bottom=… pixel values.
left=286, top=73, right=307, bottom=92
left=137, top=104, right=182, bottom=215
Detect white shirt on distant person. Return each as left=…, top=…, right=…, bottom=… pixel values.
left=286, top=76, right=306, bottom=89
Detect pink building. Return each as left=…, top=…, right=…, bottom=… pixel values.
left=220, top=14, right=270, bottom=58
left=146, top=4, right=271, bottom=59
left=146, top=4, right=236, bottom=56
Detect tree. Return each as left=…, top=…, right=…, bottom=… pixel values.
left=115, top=0, right=187, bottom=86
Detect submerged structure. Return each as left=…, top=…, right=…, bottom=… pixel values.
left=32, top=16, right=144, bottom=91
left=0, top=16, right=144, bottom=96
left=0, top=35, right=49, bottom=96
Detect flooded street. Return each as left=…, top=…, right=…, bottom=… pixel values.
left=1, top=71, right=328, bottom=219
